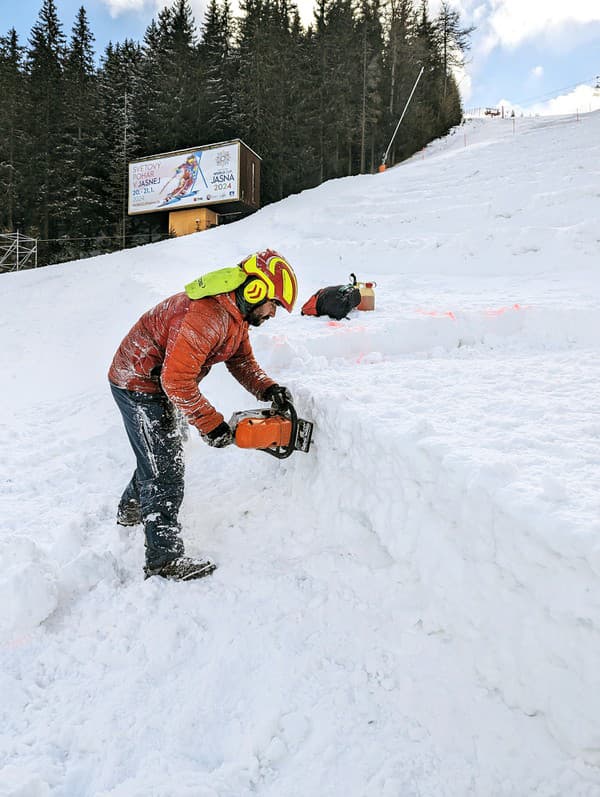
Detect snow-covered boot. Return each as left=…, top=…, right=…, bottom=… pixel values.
left=116, top=499, right=142, bottom=526
left=143, top=556, right=216, bottom=582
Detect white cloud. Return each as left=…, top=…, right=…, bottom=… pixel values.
left=457, top=70, right=473, bottom=103
left=103, top=0, right=149, bottom=16
left=102, top=0, right=209, bottom=23
left=499, top=83, right=600, bottom=116
left=487, top=0, right=600, bottom=49
left=435, top=1, right=600, bottom=113
left=426, top=1, right=600, bottom=55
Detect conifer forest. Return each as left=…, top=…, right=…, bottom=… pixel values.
left=0, top=0, right=472, bottom=267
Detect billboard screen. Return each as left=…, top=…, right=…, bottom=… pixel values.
left=128, top=142, right=240, bottom=215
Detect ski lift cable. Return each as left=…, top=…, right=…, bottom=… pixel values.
left=508, top=75, right=597, bottom=107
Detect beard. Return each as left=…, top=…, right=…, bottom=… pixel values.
left=247, top=307, right=271, bottom=326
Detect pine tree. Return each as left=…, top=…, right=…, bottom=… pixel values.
left=357, top=0, right=384, bottom=172
left=435, top=1, right=473, bottom=102
left=379, top=0, right=408, bottom=164
left=410, top=1, right=444, bottom=147
left=309, top=0, right=361, bottom=181
left=139, top=0, right=200, bottom=153
left=0, top=29, right=28, bottom=233
left=62, top=7, right=103, bottom=259
left=307, top=0, right=328, bottom=184
left=280, top=8, right=317, bottom=195
left=442, top=70, right=462, bottom=128
left=135, top=19, right=163, bottom=154
left=434, top=1, right=472, bottom=128
left=263, top=0, right=311, bottom=199
left=200, top=0, right=237, bottom=142
left=25, top=0, right=67, bottom=261
left=234, top=0, right=308, bottom=201
left=159, top=0, right=201, bottom=148
left=98, top=39, right=143, bottom=248
left=233, top=0, right=269, bottom=151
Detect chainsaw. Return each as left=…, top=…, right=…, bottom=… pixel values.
left=229, top=398, right=314, bottom=459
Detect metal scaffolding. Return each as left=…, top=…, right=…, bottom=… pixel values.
left=0, top=232, right=38, bottom=273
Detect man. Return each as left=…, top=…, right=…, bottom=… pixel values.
left=108, top=249, right=297, bottom=581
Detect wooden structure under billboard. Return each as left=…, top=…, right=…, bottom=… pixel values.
left=128, top=139, right=261, bottom=236
left=169, top=208, right=220, bottom=237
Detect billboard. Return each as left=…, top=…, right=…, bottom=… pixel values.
left=128, top=142, right=241, bottom=215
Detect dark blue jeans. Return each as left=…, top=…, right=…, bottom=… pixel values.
left=110, top=384, right=185, bottom=568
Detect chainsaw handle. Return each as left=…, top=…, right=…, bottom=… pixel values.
left=262, top=399, right=298, bottom=459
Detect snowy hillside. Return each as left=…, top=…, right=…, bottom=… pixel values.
left=2, top=112, right=600, bottom=796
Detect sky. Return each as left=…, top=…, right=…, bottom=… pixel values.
left=2, top=0, right=600, bottom=115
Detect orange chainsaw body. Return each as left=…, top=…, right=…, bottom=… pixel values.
left=234, top=414, right=293, bottom=449
left=230, top=405, right=313, bottom=458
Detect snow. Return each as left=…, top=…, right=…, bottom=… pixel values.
left=2, top=112, right=600, bottom=795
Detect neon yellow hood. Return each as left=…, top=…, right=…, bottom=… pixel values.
left=185, top=266, right=247, bottom=300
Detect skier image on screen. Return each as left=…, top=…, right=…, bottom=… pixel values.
left=160, top=152, right=207, bottom=206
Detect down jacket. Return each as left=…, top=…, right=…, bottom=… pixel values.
left=108, top=290, right=276, bottom=434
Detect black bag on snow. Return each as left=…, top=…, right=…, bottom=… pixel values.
left=301, top=274, right=361, bottom=320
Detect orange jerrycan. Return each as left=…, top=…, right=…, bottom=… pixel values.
left=357, top=281, right=376, bottom=311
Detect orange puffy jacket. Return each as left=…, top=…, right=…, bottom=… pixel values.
left=108, top=290, right=276, bottom=434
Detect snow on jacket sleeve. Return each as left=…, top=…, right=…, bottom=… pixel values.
left=225, top=330, right=276, bottom=400
left=160, top=302, right=228, bottom=434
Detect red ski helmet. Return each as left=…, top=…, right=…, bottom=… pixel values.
left=239, top=250, right=298, bottom=312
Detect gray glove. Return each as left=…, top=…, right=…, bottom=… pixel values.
left=202, top=421, right=233, bottom=448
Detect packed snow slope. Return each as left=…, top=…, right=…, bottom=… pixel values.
left=2, top=112, right=600, bottom=796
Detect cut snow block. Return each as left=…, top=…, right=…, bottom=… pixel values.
left=0, top=766, right=51, bottom=797
left=0, top=537, right=58, bottom=641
